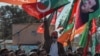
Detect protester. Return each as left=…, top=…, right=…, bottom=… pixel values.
left=8, top=50, right=16, bottom=56
left=0, top=48, right=9, bottom=56
left=42, top=19, right=66, bottom=56
left=15, top=49, right=25, bottom=56
left=29, top=49, right=38, bottom=56
left=18, top=53, right=27, bottom=56
left=38, top=49, right=47, bottom=56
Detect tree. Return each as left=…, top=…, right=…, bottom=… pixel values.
left=0, top=5, right=42, bottom=39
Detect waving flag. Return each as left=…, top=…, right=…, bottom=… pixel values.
left=37, top=23, right=44, bottom=34
left=0, top=0, right=37, bottom=5
left=57, top=0, right=81, bottom=46
left=76, top=0, right=99, bottom=29
left=22, top=0, right=69, bottom=19
left=89, top=0, right=100, bottom=20
left=90, top=19, right=98, bottom=56
left=37, top=12, right=54, bottom=34
left=79, top=23, right=90, bottom=48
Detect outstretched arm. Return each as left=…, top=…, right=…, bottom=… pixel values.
left=44, top=18, right=50, bottom=40
left=43, top=12, right=55, bottom=53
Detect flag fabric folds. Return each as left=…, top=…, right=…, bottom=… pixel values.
left=0, top=0, right=37, bottom=5
left=55, top=0, right=74, bottom=29
left=50, top=12, right=57, bottom=25
left=57, top=0, right=80, bottom=46
left=79, top=23, right=89, bottom=48
left=22, top=0, right=69, bottom=19
left=91, top=34, right=98, bottom=56
left=91, top=19, right=98, bottom=56
left=79, top=22, right=90, bottom=56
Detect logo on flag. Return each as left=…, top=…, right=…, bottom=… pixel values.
left=36, top=0, right=51, bottom=13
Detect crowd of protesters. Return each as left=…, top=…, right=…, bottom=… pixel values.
left=0, top=47, right=100, bottom=56
left=0, top=18, right=100, bottom=56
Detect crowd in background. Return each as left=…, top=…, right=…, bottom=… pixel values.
left=0, top=47, right=100, bottom=56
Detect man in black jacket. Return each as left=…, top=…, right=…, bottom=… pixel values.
left=43, top=19, right=66, bottom=56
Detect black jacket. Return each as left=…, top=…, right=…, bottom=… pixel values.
left=43, top=20, right=66, bottom=56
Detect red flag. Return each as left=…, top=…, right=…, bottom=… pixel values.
left=22, top=2, right=54, bottom=20
left=37, top=23, right=44, bottom=34
left=91, top=19, right=97, bottom=34
left=58, top=7, right=64, bottom=12
left=69, top=0, right=80, bottom=24
left=22, top=0, right=69, bottom=19
left=50, top=12, right=57, bottom=25
left=96, top=44, right=100, bottom=53
left=37, top=12, right=54, bottom=34
left=51, top=7, right=64, bottom=25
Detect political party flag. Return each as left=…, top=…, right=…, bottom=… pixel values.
left=22, top=0, right=69, bottom=19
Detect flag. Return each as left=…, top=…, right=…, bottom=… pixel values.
left=75, top=0, right=87, bottom=29
left=37, top=23, right=44, bottom=34
left=50, top=7, right=64, bottom=25
left=89, top=0, right=100, bottom=20
left=58, top=7, right=64, bottom=12
left=79, top=23, right=89, bottom=48
left=22, top=0, right=69, bottom=19
left=69, top=0, right=81, bottom=41
left=59, top=0, right=82, bottom=42
left=0, top=0, right=37, bottom=5
left=58, top=0, right=81, bottom=46
left=79, top=22, right=90, bottom=56
left=37, top=12, right=54, bottom=34
left=57, top=22, right=87, bottom=45
left=91, top=19, right=98, bottom=56
left=50, top=12, right=57, bottom=25
left=76, top=0, right=100, bottom=29
left=83, top=36, right=90, bottom=56
left=69, top=0, right=80, bottom=24
left=96, top=44, right=100, bottom=53
left=91, top=19, right=97, bottom=34
left=91, top=35, right=98, bottom=56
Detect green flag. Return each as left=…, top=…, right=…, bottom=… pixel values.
left=91, top=34, right=99, bottom=56
left=79, top=23, right=89, bottom=47
left=22, top=0, right=69, bottom=19
left=89, top=0, right=100, bottom=20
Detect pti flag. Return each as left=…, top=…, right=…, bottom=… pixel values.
left=22, top=0, right=69, bottom=19
left=89, top=0, right=100, bottom=20
left=75, top=0, right=99, bottom=29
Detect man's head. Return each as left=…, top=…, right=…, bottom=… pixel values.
left=51, top=31, right=58, bottom=39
